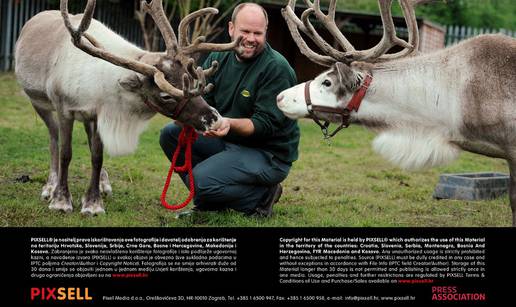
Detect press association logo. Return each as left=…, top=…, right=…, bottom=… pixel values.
left=30, top=287, right=93, bottom=301
left=431, top=286, right=486, bottom=301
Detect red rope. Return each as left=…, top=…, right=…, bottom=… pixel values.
left=160, top=125, right=198, bottom=210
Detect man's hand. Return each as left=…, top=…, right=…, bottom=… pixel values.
left=203, top=117, right=255, bottom=138
left=203, top=117, right=230, bottom=138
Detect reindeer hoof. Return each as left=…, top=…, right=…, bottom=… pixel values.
left=41, top=175, right=57, bottom=201
left=49, top=198, right=73, bottom=213
left=81, top=207, right=105, bottom=215
left=81, top=196, right=105, bottom=215
left=100, top=169, right=112, bottom=197
left=100, top=183, right=112, bottom=197
left=41, top=187, right=53, bottom=202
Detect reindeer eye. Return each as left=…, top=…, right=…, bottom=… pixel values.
left=322, top=79, right=332, bottom=87
left=159, top=92, right=173, bottom=101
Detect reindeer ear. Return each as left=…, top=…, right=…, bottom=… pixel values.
left=351, top=61, right=373, bottom=73
left=334, top=62, right=356, bottom=90
left=119, top=74, right=143, bottom=91
left=334, top=62, right=354, bottom=80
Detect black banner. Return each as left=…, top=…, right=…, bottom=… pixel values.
left=1, top=227, right=515, bottom=306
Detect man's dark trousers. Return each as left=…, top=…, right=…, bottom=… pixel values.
left=159, top=123, right=291, bottom=214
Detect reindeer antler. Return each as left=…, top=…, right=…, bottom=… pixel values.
left=345, top=0, right=419, bottom=62
left=141, top=0, right=178, bottom=56
left=304, top=0, right=356, bottom=53
left=282, top=0, right=335, bottom=67
left=60, top=0, right=238, bottom=99
left=177, top=8, right=242, bottom=55
left=61, top=1, right=164, bottom=77
left=283, top=0, right=431, bottom=65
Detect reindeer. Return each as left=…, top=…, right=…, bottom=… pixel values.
left=277, top=0, right=516, bottom=226
left=15, top=0, right=240, bottom=215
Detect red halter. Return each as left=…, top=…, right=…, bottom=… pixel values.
left=304, top=74, right=373, bottom=138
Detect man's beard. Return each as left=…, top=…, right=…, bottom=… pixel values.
left=234, top=39, right=264, bottom=61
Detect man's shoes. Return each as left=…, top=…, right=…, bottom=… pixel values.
left=253, top=184, right=283, bottom=218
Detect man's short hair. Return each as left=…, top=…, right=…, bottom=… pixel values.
left=231, top=3, right=269, bottom=27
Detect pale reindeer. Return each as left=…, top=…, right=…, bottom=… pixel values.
left=15, top=0, right=240, bottom=215
left=277, top=0, right=516, bottom=226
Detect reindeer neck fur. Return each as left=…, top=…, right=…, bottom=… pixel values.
left=56, top=57, right=154, bottom=157
left=96, top=101, right=154, bottom=157
left=355, top=48, right=468, bottom=170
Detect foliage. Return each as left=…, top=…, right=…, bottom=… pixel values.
left=0, top=73, right=511, bottom=227
left=330, top=0, right=516, bottom=30
left=47, top=0, right=516, bottom=30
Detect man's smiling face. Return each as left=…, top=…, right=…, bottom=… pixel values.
left=228, top=5, right=267, bottom=61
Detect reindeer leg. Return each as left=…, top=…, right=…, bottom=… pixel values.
left=81, top=121, right=106, bottom=215
left=509, top=162, right=516, bottom=227
left=33, top=105, right=59, bottom=202
left=99, top=168, right=112, bottom=197
left=49, top=114, right=74, bottom=213
left=84, top=121, right=112, bottom=197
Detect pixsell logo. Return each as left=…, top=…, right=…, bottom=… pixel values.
left=30, top=287, right=93, bottom=301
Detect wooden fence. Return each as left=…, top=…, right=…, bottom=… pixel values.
left=0, top=0, right=143, bottom=72
left=446, top=25, right=516, bottom=46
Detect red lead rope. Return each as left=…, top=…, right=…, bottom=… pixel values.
left=160, top=125, right=198, bottom=210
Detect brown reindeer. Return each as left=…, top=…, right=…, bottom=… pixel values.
left=277, top=0, right=516, bottom=226
left=15, top=0, right=241, bottom=215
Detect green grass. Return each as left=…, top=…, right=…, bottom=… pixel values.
left=0, top=72, right=511, bottom=227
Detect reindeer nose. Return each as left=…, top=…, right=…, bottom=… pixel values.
left=276, top=94, right=284, bottom=104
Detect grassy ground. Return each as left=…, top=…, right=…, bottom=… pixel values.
left=0, top=72, right=511, bottom=227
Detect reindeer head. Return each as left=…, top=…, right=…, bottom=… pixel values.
left=278, top=62, right=366, bottom=122
left=61, top=0, right=242, bottom=132
left=277, top=0, right=431, bottom=137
